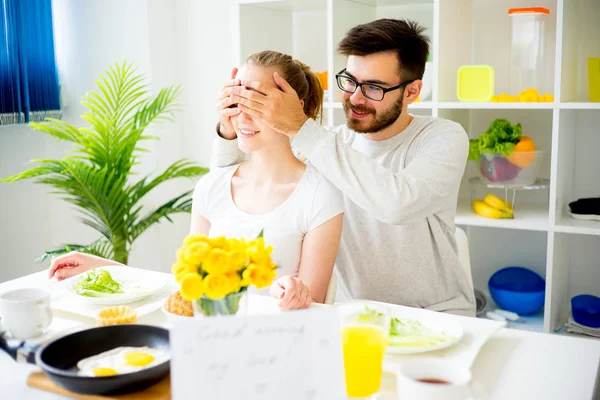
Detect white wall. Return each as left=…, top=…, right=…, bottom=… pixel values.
left=292, top=11, right=327, bottom=73
left=0, top=0, right=234, bottom=282
left=240, top=5, right=293, bottom=63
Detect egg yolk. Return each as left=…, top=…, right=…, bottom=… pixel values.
left=92, top=367, right=118, bottom=376
left=123, top=351, right=155, bottom=366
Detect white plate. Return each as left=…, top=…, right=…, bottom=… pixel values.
left=385, top=311, right=464, bottom=355
left=569, top=212, right=600, bottom=221
left=56, top=266, right=168, bottom=305
left=161, top=301, right=194, bottom=325
left=336, top=301, right=464, bottom=355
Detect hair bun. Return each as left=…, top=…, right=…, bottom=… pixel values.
left=294, top=59, right=311, bottom=73
left=246, top=50, right=323, bottom=122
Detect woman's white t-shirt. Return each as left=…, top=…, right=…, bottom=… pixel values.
left=192, top=163, right=344, bottom=293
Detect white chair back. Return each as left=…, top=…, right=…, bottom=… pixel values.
left=455, top=226, right=474, bottom=292
left=324, top=272, right=337, bottom=305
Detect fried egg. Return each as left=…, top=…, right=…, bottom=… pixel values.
left=77, top=346, right=169, bottom=377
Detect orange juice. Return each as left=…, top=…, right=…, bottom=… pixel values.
left=342, top=325, right=387, bottom=397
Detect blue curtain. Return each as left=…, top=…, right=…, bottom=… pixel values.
left=0, top=0, right=61, bottom=125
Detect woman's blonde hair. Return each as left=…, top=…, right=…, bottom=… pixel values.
left=245, top=51, right=323, bottom=122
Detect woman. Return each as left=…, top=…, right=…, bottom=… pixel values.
left=48, top=51, right=344, bottom=311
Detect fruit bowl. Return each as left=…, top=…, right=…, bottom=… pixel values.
left=479, top=150, right=543, bottom=186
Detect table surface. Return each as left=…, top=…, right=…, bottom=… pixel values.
left=1, top=270, right=599, bottom=400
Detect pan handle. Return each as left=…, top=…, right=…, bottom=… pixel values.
left=0, top=331, right=38, bottom=364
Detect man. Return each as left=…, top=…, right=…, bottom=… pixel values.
left=213, top=18, right=476, bottom=316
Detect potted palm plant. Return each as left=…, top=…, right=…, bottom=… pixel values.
left=1, top=61, right=208, bottom=264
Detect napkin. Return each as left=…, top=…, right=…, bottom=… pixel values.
left=50, top=279, right=178, bottom=319
left=565, top=313, right=600, bottom=338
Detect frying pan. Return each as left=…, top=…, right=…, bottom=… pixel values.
left=0, top=324, right=170, bottom=395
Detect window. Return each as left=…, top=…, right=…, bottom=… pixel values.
left=0, top=0, right=61, bottom=125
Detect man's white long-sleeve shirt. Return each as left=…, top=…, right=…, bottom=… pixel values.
left=211, top=115, right=476, bottom=316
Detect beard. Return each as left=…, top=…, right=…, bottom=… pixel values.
left=343, top=95, right=403, bottom=134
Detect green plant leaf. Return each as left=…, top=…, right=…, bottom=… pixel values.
left=36, top=238, right=114, bottom=263
left=130, top=191, right=194, bottom=242
left=130, top=160, right=209, bottom=203
left=28, top=119, right=82, bottom=144
left=2, top=60, right=208, bottom=265
left=467, top=118, right=523, bottom=160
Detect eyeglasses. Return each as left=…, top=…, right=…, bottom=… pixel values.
left=335, top=69, right=415, bottom=101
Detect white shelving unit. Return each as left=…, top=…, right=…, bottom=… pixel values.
left=231, top=0, right=600, bottom=336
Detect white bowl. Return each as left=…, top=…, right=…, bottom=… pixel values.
left=161, top=301, right=194, bottom=324
left=55, top=266, right=167, bottom=305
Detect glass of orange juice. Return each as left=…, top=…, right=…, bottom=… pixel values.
left=341, top=305, right=391, bottom=399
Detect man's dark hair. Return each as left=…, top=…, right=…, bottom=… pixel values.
left=337, top=18, right=430, bottom=81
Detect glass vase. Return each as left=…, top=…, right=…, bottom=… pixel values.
left=193, top=291, right=247, bottom=317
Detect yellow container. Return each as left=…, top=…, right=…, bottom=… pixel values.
left=589, top=58, right=600, bottom=102
left=457, top=65, right=495, bottom=102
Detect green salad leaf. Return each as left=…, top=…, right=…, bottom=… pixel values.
left=357, top=306, right=454, bottom=348
left=357, top=306, right=386, bottom=322
left=73, top=269, right=124, bottom=297
left=468, top=118, right=522, bottom=160
left=388, top=318, right=453, bottom=347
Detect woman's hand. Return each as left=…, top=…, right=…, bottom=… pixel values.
left=216, top=67, right=242, bottom=140
left=269, top=276, right=312, bottom=310
left=48, top=251, right=122, bottom=280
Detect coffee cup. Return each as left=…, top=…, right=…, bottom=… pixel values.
left=396, top=359, right=476, bottom=400
left=0, top=288, right=53, bottom=339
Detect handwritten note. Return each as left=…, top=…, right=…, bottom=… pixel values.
left=170, top=308, right=346, bottom=400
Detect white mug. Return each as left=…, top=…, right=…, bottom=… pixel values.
left=0, top=288, right=53, bottom=339
left=396, top=359, right=479, bottom=400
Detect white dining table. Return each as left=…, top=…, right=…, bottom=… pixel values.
left=0, top=270, right=599, bottom=400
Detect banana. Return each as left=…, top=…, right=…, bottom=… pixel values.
left=483, top=194, right=513, bottom=211
left=472, top=199, right=514, bottom=219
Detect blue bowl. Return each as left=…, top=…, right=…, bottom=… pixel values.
left=488, top=266, right=545, bottom=315
left=571, top=294, right=600, bottom=328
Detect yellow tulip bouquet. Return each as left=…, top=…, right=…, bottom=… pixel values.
left=171, top=232, right=277, bottom=316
